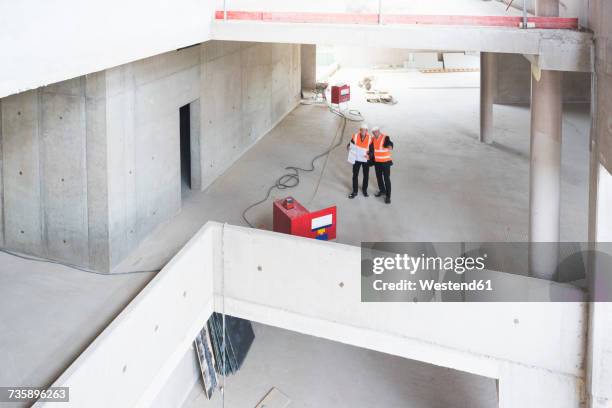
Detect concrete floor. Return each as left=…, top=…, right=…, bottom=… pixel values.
left=115, top=67, right=590, bottom=273
left=183, top=322, right=498, bottom=408
left=0, top=252, right=154, bottom=398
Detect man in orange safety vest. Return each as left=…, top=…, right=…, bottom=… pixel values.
left=347, top=123, right=372, bottom=199
left=371, top=126, right=393, bottom=204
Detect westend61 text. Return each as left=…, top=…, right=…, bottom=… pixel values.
left=373, top=279, right=493, bottom=292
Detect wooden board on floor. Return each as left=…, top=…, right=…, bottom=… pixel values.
left=255, top=387, right=291, bottom=408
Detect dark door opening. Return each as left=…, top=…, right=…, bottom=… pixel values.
left=179, top=104, right=191, bottom=194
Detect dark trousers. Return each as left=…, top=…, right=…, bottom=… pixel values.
left=375, top=163, right=391, bottom=198
left=352, top=162, right=369, bottom=194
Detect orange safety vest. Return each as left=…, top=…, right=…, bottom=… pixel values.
left=352, top=132, right=371, bottom=149
left=373, top=134, right=392, bottom=163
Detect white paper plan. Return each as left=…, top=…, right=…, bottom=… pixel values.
left=347, top=143, right=368, bottom=164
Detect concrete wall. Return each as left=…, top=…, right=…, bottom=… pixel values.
left=589, top=1, right=612, bottom=176
left=38, top=223, right=218, bottom=408
left=0, top=41, right=301, bottom=271
left=331, top=47, right=488, bottom=70
left=198, top=41, right=301, bottom=189
left=0, top=76, right=109, bottom=270
left=331, top=46, right=415, bottom=68
left=301, top=44, right=317, bottom=90
left=105, top=46, right=201, bottom=268
left=494, top=53, right=591, bottom=104
left=507, top=0, right=586, bottom=24
left=221, top=225, right=586, bottom=408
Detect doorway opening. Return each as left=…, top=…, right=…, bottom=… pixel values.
left=179, top=103, right=192, bottom=195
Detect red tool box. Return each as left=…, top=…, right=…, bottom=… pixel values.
left=273, top=197, right=337, bottom=241
left=331, top=84, right=350, bottom=104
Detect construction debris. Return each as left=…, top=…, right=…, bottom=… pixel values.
left=194, top=325, right=218, bottom=399
left=208, top=312, right=255, bottom=376
left=194, top=313, right=256, bottom=399
left=315, top=82, right=329, bottom=101
left=366, top=90, right=398, bottom=105
left=358, top=75, right=375, bottom=91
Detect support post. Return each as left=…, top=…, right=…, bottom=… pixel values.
left=528, top=68, right=562, bottom=279
left=480, top=52, right=496, bottom=143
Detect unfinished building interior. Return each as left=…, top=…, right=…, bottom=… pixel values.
left=1, top=0, right=612, bottom=407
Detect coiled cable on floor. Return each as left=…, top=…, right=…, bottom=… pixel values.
left=0, top=247, right=159, bottom=275
left=241, top=104, right=364, bottom=228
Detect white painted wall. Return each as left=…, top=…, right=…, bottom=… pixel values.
left=41, top=222, right=588, bottom=408
left=0, top=0, right=216, bottom=99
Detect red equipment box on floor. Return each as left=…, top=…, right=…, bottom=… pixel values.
left=273, top=197, right=337, bottom=241
left=331, top=84, right=350, bottom=104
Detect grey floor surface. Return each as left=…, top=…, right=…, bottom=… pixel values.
left=182, top=322, right=498, bottom=408
left=115, top=68, right=590, bottom=273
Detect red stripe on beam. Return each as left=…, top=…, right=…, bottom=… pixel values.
left=383, top=15, right=523, bottom=26
left=215, top=10, right=264, bottom=21
left=528, top=17, right=578, bottom=29
left=215, top=10, right=264, bottom=20
left=214, top=11, right=578, bottom=29
left=263, top=12, right=378, bottom=24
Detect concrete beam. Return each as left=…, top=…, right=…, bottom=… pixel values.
left=211, top=21, right=593, bottom=72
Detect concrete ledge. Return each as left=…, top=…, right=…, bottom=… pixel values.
left=40, top=222, right=587, bottom=407
left=211, top=21, right=594, bottom=72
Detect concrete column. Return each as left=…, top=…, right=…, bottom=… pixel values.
left=535, top=0, right=559, bottom=17
left=479, top=52, right=496, bottom=143
left=528, top=69, right=562, bottom=279
left=300, top=44, right=316, bottom=91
